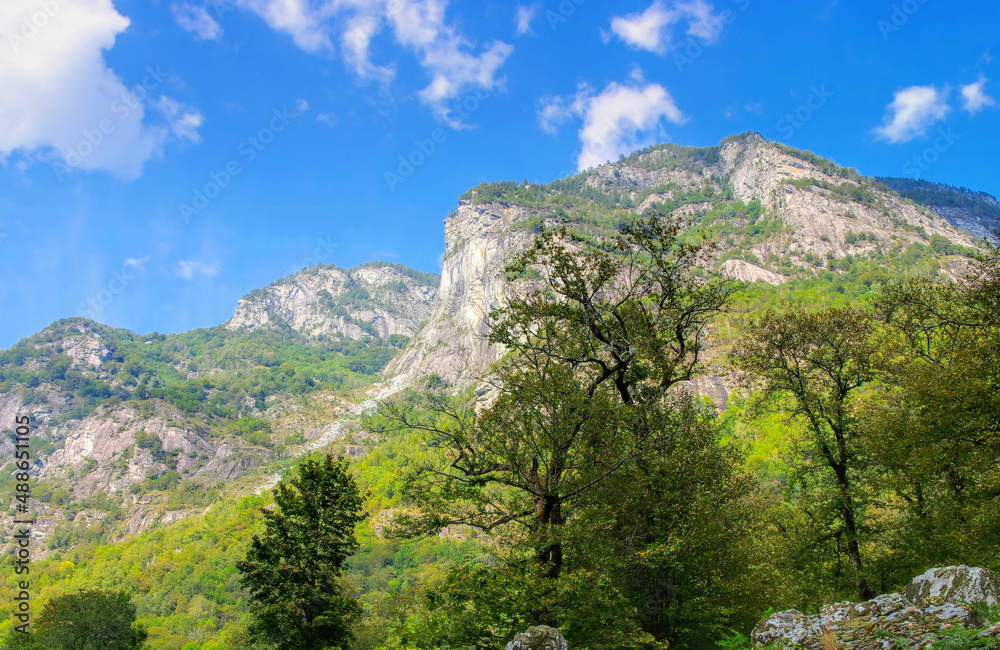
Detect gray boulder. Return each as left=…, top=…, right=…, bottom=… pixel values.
left=506, top=625, right=569, bottom=650
left=751, top=566, right=1000, bottom=648
left=903, top=565, right=1000, bottom=607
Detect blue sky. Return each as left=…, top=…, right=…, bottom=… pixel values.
left=0, top=0, right=997, bottom=348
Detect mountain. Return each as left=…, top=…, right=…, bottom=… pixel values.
left=0, top=262, right=438, bottom=547
left=227, top=261, right=439, bottom=341
left=876, top=176, right=1000, bottom=239
left=2, top=133, right=988, bottom=548
left=388, top=132, right=983, bottom=390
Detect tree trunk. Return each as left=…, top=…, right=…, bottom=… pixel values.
left=534, top=494, right=563, bottom=579
left=840, top=489, right=873, bottom=599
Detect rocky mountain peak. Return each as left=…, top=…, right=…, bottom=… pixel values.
left=385, top=134, right=984, bottom=389
left=227, top=262, right=439, bottom=341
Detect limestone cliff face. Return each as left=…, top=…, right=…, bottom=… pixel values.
left=227, top=263, right=437, bottom=340
left=385, top=203, right=536, bottom=384
left=720, top=136, right=974, bottom=260
left=384, top=134, right=979, bottom=391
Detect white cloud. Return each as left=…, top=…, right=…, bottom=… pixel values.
left=609, top=0, right=723, bottom=54
left=961, top=76, right=996, bottom=114
left=239, top=0, right=513, bottom=127
left=875, top=85, right=950, bottom=143
left=317, top=112, right=337, bottom=126
left=515, top=5, right=536, bottom=35
left=172, top=3, right=222, bottom=40
left=537, top=85, right=589, bottom=133
left=240, top=0, right=334, bottom=52
left=678, top=0, right=725, bottom=44
left=610, top=1, right=675, bottom=53
left=0, top=0, right=178, bottom=179
left=539, top=80, right=688, bottom=171
left=176, top=259, right=220, bottom=279
left=124, top=256, right=150, bottom=273
left=156, top=97, right=205, bottom=143
left=341, top=13, right=396, bottom=84
left=538, top=100, right=574, bottom=134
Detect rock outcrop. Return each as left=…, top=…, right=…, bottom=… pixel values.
left=720, top=259, right=788, bottom=285
left=506, top=626, right=569, bottom=650
left=385, top=202, right=536, bottom=384
left=752, top=566, right=1000, bottom=648
left=227, top=263, right=437, bottom=341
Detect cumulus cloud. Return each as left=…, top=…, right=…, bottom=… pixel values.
left=539, top=80, right=688, bottom=171
left=176, top=259, right=220, bottom=279
left=515, top=5, right=536, bottom=35
left=961, top=76, right=996, bottom=114
left=172, top=3, right=222, bottom=40
left=875, top=85, right=951, bottom=143
left=239, top=0, right=513, bottom=127
left=0, top=0, right=182, bottom=179
left=156, top=97, right=205, bottom=143
left=609, top=0, right=724, bottom=54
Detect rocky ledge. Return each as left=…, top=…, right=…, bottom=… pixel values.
left=752, top=566, right=1000, bottom=648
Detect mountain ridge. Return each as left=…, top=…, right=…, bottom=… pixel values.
left=0, top=131, right=993, bottom=552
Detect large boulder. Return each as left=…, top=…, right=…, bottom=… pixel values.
left=506, top=625, right=569, bottom=650
left=751, top=566, right=1000, bottom=648
left=903, top=566, right=1000, bottom=607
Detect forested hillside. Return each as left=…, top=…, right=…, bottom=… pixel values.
left=2, top=134, right=998, bottom=649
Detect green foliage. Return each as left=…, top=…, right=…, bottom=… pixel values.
left=715, top=629, right=752, bottom=649
left=0, top=314, right=405, bottom=429
left=237, top=455, right=365, bottom=650
left=0, top=494, right=266, bottom=647
left=877, top=176, right=1000, bottom=225
left=27, top=590, right=147, bottom=650
left=928, top=233, right=978, bottom=257
left=733, top=307, right=880, bottom=600
left=771, top=143, right=869, bottom=182
left=783, top=176, right=886, bottom=211
left=386, top=563, right=664, bottom=649
left=580, top=401, right=784, bottom=647
left=134, top=430, right=166, bottom=461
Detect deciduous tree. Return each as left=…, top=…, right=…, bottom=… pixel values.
left=236, top=454, right=365, bottom=650
left=733, top=307, right=879, bottom=600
